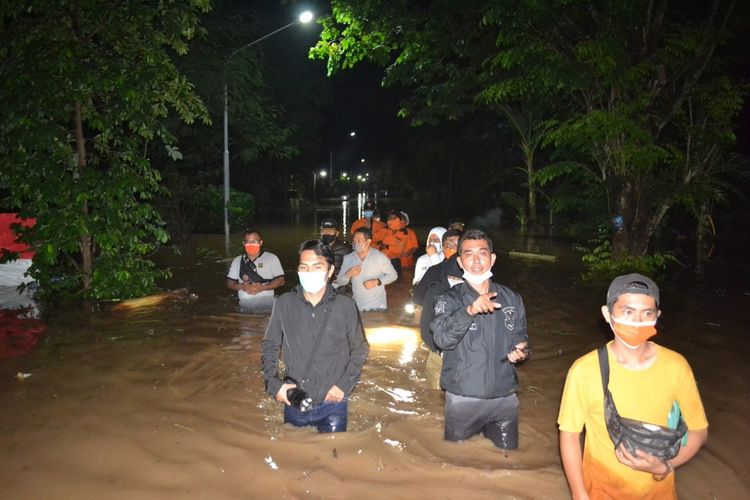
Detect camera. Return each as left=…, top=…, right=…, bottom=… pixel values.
left=284, top=377, right=313, bottom=412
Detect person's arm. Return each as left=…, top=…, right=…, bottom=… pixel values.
left=560, top=431, right=590, bottom=500
left=379, top=254, right=398, bottom=285
left=431, top=290, right=475, bottom=350
left=263, top=275, right=285, bottom=291
left=334, top=303, right=369, bottom=395
left=337, top=256, right=353, bottom=286
left=261, top=301, right=285, bottom=399
left=226, top=278, right=243, bottom=291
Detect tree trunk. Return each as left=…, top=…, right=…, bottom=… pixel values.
left=74, top=100, right=92, bottom=290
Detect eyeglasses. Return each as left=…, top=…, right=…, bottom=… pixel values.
left=243, top=240, right=260, bottom=245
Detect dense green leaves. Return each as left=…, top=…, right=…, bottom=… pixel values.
left=1, top=0, right=210, bottom=301
left=312, top=0, right=747, bottom=263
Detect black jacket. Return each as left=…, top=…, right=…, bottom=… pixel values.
left=261, top=285, right=369, bottom=403
left=412, top=255, right=462, bottom=352
left=431, top=281, right=528, bottom=398
left=328, top=238, right=353, bottom=275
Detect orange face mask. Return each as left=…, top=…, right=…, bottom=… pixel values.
left=610, top=317, right=657, bottom=348
left=443, top=248, right=457, bottom=260
left=244, top=243, right=261, bottom=256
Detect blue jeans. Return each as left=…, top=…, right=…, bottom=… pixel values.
left=284, top=399, right=348, bottom=433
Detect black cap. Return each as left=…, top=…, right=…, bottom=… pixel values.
left=320, top=218, right=338, bottom=229
left=606, top=273, right=660, bottom=308
left=363, top=200, right=375, bottom=210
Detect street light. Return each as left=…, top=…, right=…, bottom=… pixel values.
left=223, top=11, right=314, bottom=255
left=328, top=130, right=356, bottom=181
left=313, top=169, right=327, bottom=205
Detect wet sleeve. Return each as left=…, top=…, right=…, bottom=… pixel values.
left=379, top=254, right=398, bottom=285
left=336, top=302, right=369, bottom=394
left=261, top=300, right=285, bottom=397
left=431, top=291, right=474, bottom=350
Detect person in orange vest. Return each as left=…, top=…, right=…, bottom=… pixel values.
left=381, top=209, right=418, bottom=276
left=350, top=201, right=386, bottom=249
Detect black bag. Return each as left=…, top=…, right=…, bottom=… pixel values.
left=598, top=347, right=687, bottom=461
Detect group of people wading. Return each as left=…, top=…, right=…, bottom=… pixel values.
left=226, top=203, right=708, bottom=499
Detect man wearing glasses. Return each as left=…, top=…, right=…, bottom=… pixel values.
left=226, top=229, right=285, bottom=313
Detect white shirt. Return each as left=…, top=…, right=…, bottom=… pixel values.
left=337, top=248, right=397, bottom=311
left=227, top=251, right=284, bottom=300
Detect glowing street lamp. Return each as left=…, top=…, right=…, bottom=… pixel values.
left=329, top=131, right=356, bottom=180
left=313, top=169, right=327, bottom=205
left=222, top=11, right=314, bottom=255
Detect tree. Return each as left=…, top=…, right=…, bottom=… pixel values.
left=0, top=0, right=210, bottom=300
left=311, top=0, right=747, bottom=259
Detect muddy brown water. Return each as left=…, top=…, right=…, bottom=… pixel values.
left=1, top=227, right=748, bottom=499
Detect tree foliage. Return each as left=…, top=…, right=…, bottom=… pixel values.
left=0, top=0, right=211, bottom=301
left=311, top=0, right=747, bottom=262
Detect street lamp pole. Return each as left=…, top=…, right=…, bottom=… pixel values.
left=328, top=130, right=356, bottom=182
left=223, top=11, right=314, bottom=256
left=313, top=169, right=327, bottom=205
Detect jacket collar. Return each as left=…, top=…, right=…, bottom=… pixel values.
left=293, top=283, right=337, bottom=307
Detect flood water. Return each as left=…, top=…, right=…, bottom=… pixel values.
left=1, top=225, right=748, bottom=499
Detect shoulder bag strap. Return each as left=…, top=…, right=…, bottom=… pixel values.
left=300, top=301, right=334, bottom=383
left=597, top=345, right=610, bottom=393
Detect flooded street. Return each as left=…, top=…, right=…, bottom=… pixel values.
left=1, top=227, right=748, bottom=499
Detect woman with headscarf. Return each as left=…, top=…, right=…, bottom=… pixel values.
left=412, top=226, right=447, bottom=285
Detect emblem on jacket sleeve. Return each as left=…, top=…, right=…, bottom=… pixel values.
left=434, top=300, right=446, bottom=315
left=503, top=306, right=516, bottom=330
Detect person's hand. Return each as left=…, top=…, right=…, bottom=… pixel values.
left=275, top=382, right=297, bottom=406
left=325, top=385, right=345, bottom=402
left=506, top=341, right=529, bottom=363
left=246, top=283, right=263, bottom=295
left=363, top=279, right=380, bottom=289
left=615, top=444, right=665, bottom=474
left=425, top=245, right=437, bottom=256
left=347, top=265, right=362, bottom=278
left=466, top=292, right=502, bottom=315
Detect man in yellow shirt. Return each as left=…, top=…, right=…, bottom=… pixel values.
left=558, top=273, right=708, bottom=500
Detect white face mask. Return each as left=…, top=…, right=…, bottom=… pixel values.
left=354, top=242, right=368, bottom=253
left=298, top=270, right=329, bottom=294
left=462, top=269, right=493, bottom=285
left=429, top=240, right=442, bottom=253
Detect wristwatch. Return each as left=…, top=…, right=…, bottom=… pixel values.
left=652, top=460, right=674, bottom=481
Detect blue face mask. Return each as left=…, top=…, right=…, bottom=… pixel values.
left=363, top=210, right=373, bottom=218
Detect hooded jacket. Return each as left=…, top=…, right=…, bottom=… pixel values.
left=431, top=281, right=528, bottom=398
left=261, top=284, right=369, bottom=404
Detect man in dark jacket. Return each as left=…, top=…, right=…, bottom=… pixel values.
left=261, top=240, right=369, bottom=433
left=431, top=229, right=529, bottom=449
left=319, top=218, right=352, bottom=277
left=412, top=228, right=463, bottom=389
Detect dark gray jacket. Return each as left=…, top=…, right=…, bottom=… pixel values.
left=431, top=281, right=528, bottom=398
left=261, top=285, right=369, bottom=404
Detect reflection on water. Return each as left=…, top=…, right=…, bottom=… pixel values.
left=0, top=227, right=748, bottom=499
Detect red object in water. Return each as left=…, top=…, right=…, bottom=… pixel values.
left=0, top=213, right=35, bottom=259
left=0, top=309, right=45, bottom=359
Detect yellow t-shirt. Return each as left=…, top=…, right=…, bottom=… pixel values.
left=558, top=342, right=708, bottom=500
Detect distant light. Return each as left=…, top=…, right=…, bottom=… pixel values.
left=404, top=303, right=415, bottom=314
left=298, top=11, right=314, bottom=24
left=319, top=169, right=327, bottom=177
left=341, top=172, right=348, bottom=178
left=349, top=131, right=356, bottom=137
left=360, top=158, right=366, bottom=163
left=357, top=175, right=363, bottom=180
